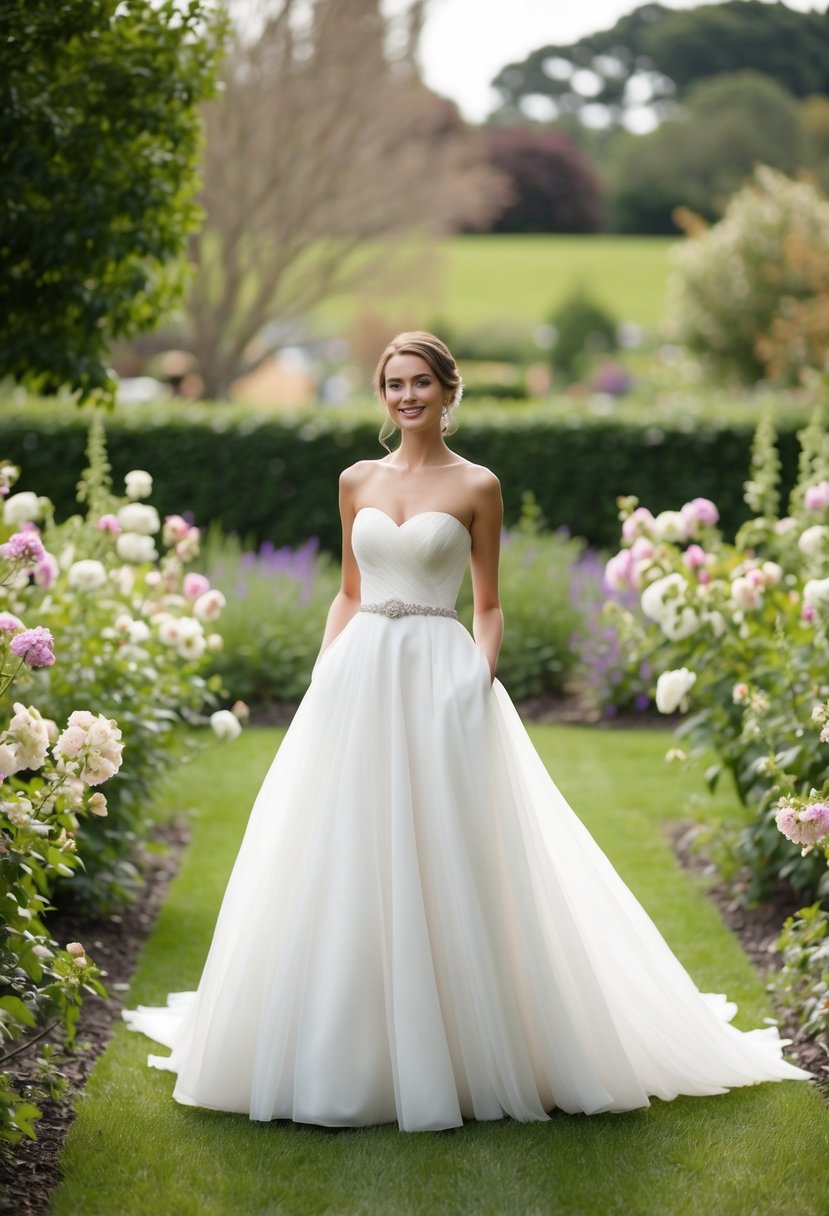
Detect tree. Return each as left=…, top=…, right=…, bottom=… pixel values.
left=669, top=167, right=829, bottom=384
left=607, top=71, right=806, bottom=233
left=475, top=127, right=603, bottom=234
left=186, top=0, right=503, bottom=399
left=0, top=0, right=226, bottom=405
left=489, top=1, right=829, bottom=132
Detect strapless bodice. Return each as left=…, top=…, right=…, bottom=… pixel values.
left=352, top=507, right=471, bottom=611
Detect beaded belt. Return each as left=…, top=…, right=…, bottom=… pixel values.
left=360, top=598, right=458, bottom=620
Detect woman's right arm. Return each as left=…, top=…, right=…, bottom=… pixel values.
left=315, top=467, right=362, bottom=661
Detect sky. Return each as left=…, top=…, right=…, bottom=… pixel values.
left=410, top=0, right=827, bottom=121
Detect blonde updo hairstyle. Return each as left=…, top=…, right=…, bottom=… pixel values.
left=374, top=331, right=463, bottom=453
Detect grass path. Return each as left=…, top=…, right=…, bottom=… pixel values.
left=52, top=726, right=828, bottom=1216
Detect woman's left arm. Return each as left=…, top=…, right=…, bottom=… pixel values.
left=469, top=471, right=504, bottom=683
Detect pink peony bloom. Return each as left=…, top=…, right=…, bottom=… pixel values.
left=622, top=507, right=655, bottom=544
left=96, top=513, right=122, bottom=534
left=9, top=626, right=55, bottom=667
left=0, top=530, right=45, bottom=565
left=0, top=612, right=24, bottom=633
left=680, top=497, right=719, bottom=533
left=183, top=572, right=210, bottom=600
left=604, top=549, right=634, bottom=592
left=776, top=802, right=829, bottom=847
left=683, top=544, right=707, bottom=569
left=34, top=551, right=59, bottom=589
left=804, top=481, right=829, bottom=512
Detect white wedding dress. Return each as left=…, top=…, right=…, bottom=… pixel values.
left=124, top=507, right=810, bottom=1131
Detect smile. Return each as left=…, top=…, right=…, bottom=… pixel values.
left=399, top=406, right=425, bottom=417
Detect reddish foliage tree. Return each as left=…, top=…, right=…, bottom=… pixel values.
left=478, top=127, right=604, bottom=234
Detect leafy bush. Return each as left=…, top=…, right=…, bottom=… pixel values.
left=549, top=291, right=618, bottom=383
left=769, top=903, right=829, bottom=1043
left=0, top=394, right=814, bottom=556
left=669, top=166, right=829, bottom=384
left=605, top=404, right=829, bottom=903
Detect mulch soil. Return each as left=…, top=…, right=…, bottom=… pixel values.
left=1, top=700, right=826, bottom=1216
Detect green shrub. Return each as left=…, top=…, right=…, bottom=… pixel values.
left=549, top=290, right=618, bottom=382
left=0, top=395, right=811, bottom=558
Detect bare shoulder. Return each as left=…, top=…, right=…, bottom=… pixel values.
left=339, top=459, right=384, bottom=492
left=460, top=460, right=502, bottom=510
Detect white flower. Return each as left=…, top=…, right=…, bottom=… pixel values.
left=730, top=576, right=763, bottom=613
left=641, top=572, right=699, bottom=640
left=68, top=559, right=107, bottom=592
left=116, top=532, right=158, bottom=564
left=7, top=702, right=50, bottom=770
left=651, top=511, right=688, bottom=543
left=157, top=617, right=184, bottom=646
left=703, top=610, right=727, bottom=638
left=803, top=578, right=829, bottom=610
left=798, top=525, right=828, bottom=558
left=87, top=792, right=108, bottom=817
left=178, top=632, right=207, bottom=661
left=761, top=561, right=783, bottom=587
left=117, top=503, right=160, bottom=535
left=210, top=710, right=242, bottom=740
left=111, top=564, right=136, bottom=596
left=206, top=633, right=223, bottom=652
left=53, top=710, right=124, bottom=787
left=0, top=741, right=22, bottom=776
left=655, top=667, right=697, bottom=714
left=2, top=796, right=33, bottom=827
left=193, top=590, right=226, bottom=622
left=4, top=491, right=42, bottom=526
left=124, top=470, right=153, bottom=500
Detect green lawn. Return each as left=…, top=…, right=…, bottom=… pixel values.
left=316, top=234, right=676, bottom=334
left=52, top=725, right=827, bottom=1216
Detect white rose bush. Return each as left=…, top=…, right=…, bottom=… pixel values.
left=606, top=406, right=829, bottom=1046
left=0, top=417, right=241, bottom=1147
left=605, top=406, right=829, bottom=906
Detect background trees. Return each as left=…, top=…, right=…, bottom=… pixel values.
left=187, top=0, right=503, bottom=399
left=0, top=0, right=225, bottom=405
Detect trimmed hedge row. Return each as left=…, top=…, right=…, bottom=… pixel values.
left=1, top=400, right=806, bottom=552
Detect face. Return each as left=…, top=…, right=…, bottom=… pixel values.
left=383, top=353, right=447, bottom=433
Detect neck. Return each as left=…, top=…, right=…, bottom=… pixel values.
left=388, top=431, right=454, bottom=470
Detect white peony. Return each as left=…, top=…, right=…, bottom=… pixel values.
left=730, top=576, right=763, bottom=613
left=655, top=667, right=697, bottom=715
left=124, top=470, right=153, bottom=500
left=68, top=559, right=107, bottom=592
left=798, top=525, right=828, bottom=558
left=7, top=703, right=50, bottom=770
left=641, top=572, right=700, bottom=640
left=178, top=632, right=207, bottom=661
left=803, top=578, right=829, bottom=610
left=0, top=740, right=22, bottom=776
left=53, top=710, right=124, bottom=787
left=210, top=709, right=243, bottom=740
left=116, top=532, right=158, bottom=564
left=193, top=589, right=226, bottom=622
left=117, top=503, right=160, bottom=535
left=651, top=511, right=688, bottom=543
left=4, top=491, right=42, bottom=526
left=157, top=617, right=184, bottom=647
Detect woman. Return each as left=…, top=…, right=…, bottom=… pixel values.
left=125, top=331, right=810, bottom=1132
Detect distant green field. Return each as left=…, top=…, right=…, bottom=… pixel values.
left=315, top=234, right=676, bottom=335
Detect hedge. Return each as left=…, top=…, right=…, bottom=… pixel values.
left=0, top=397, right=808, bottom=552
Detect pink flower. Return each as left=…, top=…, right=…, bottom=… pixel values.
left=163, top=514, right=191, bottom=545
left=604, top=549, right=634, bottom=592
left=9, top=626, right=55, bottom=668
left=804, top=481, right=829, bottom=511
left=776, top=802, right=829, bottom=847
left=803, top=604, right=816, bottom=623
left=622, top=507, right=654, bottom=544
left=183, top=572, right=210, bottom=600
left=0, top=612, right=24, bottom=633
left=66, top=941, right=85, bottom=957
left=680, top=498, right=719, bottom=534
left=0, top=530, right=45, bottom=565
left=34, top=551, right=59, bottom=589
left=732, top=683, right=749, bottom=703
left=683, top=544, right=707, bottom=569
left=96, top=514, right=122, bottom=534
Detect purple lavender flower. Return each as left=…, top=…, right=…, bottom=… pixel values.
left=9, top=626, right=55, bottom=668
left=1, top=531, right=46, bottom=565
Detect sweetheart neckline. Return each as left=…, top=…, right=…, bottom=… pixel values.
left=355, top=506, right=471, bottom=540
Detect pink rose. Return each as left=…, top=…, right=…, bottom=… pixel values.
left=683, top=544, right=707, bottom=569
left=604, top=549, right=634, bottom=592
left=804, top=481, right=829, bottom=512
left=622, top=507, right=654, bottom=544
left=96, top=514, right=122, bottom=534
left=9, top=626, right=55, bottom=668
left=680, top=498, right=719, bottom=534
left=183, top=572, right=210, bottom=600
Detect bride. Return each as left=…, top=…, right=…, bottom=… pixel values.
left=124, top=331, right=810, bottom=1132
